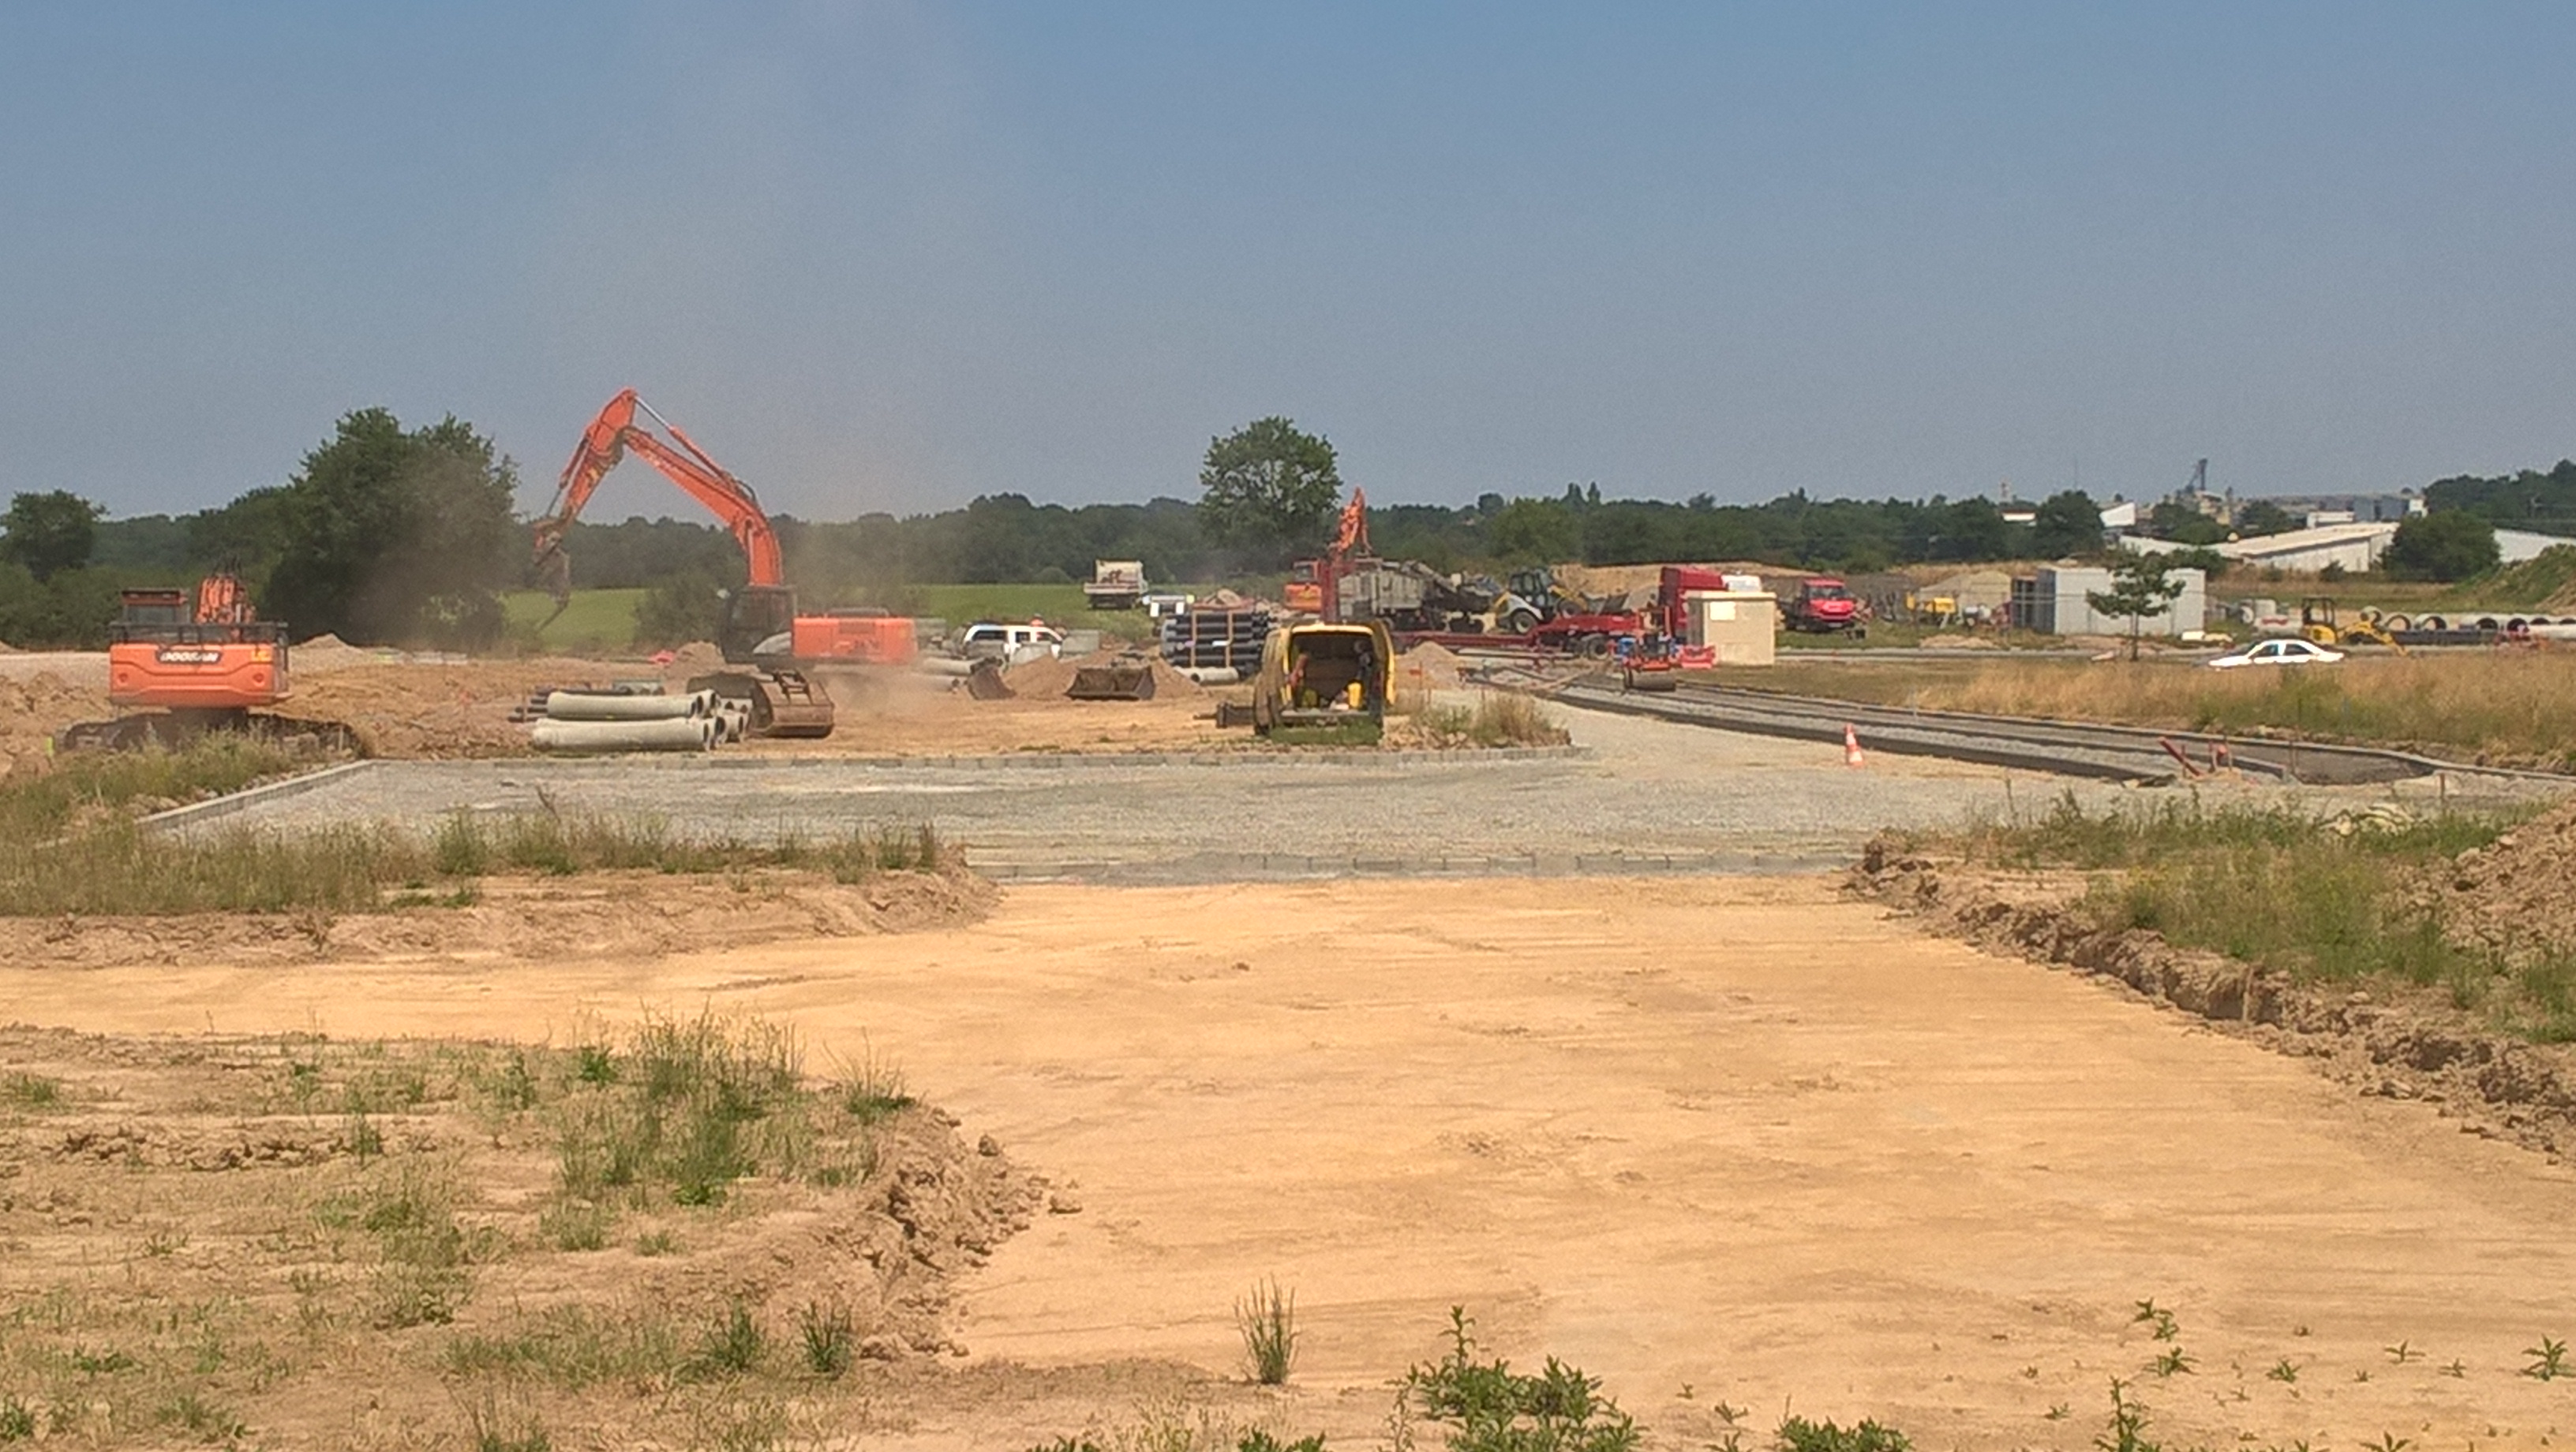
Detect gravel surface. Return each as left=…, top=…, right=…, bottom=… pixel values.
left=176, top=705, right=2123, bottom=882
left=183, top=702, right=2544, bottom=883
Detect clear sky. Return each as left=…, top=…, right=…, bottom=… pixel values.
left=4, top=3, right=2571, bottom=522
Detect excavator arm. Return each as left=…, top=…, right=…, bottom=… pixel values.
left=532, top=389, right=788, bottom=612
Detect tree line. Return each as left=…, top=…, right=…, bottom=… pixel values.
left=2, top=408, right=2554, bottom=649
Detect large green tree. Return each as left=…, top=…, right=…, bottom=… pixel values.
left=1196, top=417, right=1343, bottom=561
left=0, top=490, right=102, bottom=582
left=2383, top=510, right=2499, bottom=582
left=262, top=409, right=519, bottom=647
left=2030, top=491, right=2102, bottom=558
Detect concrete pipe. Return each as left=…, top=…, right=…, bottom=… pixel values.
left=918, top=657, right=977, bottom=678
left=543, top=690, right=711, bottom=721
left=1175, top=665, right=1240, bottom=685
left=530, top=717, right=716, bottom=754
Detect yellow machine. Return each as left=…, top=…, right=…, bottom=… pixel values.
left=2300, top=597, right=2407, bottom=653
left=1251, top=620, right=1395, bottom=739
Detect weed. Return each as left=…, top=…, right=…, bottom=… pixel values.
left=462, top=1388, right=551, bottom=1452
left=361, top=1164, right=477, bottom=1328
left=2351, top=1368, right=2371, bottom=1383
left=1237, top=1279, right=1298, bottom=1387
left=157, top=1390, right=248, bottom=1443
left=538, top=1199, right=612, bottom=1252
left=841, top=1041, right=915, bottom=1124
left=70, top=1345, right=136, bottom=1374
left=2385, top=1339, right=2419, bottom=1364
left=141, top=1229, right=190, bottom=1258
left=0, top=1398, right=31, bottom=1443
left=1402, top=1308, right=1638, bottom=1452
left=345, top=1110, right=384, bottom=1159
left=2525, top=1334, right=2568, bottom=1380
left=2265, top=1359, right=2299, bottom=1384
left=1, top=1072, right=62, bottom=1109
left=2364, top=1436, right=2411, bottom=1452
left=2098, top=1379, right=2158, bottom=1452
left=687, top=1298, right=766, bottom=1379
left=690, top=1394, right=788, bottom=1452
left=2150, top=1346, right=2193, bottom=1377
left=635, top=1228, right=679, bottom=1257
left=575, top=1043, right=617, bottom=1085
left=2044, top=1404, right=2070, bottom=1422
left=798, top=1300, right=855, bottom=1378
left=2443, top=1358, right=2467, bottom=1378
left=1776, top=1416, right=1911, bottom=1452
left=1237, top=1435, right=1327, bottom=1452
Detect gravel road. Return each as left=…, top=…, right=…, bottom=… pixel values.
left=185, top=705, right=2166, bottom=882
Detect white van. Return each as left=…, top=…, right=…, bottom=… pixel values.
left=959, top=621, right=1065, bottom=665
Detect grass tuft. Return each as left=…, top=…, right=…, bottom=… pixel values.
left=798, top=1300, right=856, bottom=1379
left=1237, top=1279, right=1298, bottom=1387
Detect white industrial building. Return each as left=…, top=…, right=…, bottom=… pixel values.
left=2118, top=521, right=2571, bottom=574
left=2010, top=566, right=2207, bottom=637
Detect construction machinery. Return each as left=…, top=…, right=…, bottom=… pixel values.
left=1780, top=577, right=1863, bottom=634
left=536, top=390, right=918, bottom=738
left=58, top=573, right=358, bottom=753
left=2298, top=597, right=2409, bottom=654
left=1083, top=559, right=1147, bottom=611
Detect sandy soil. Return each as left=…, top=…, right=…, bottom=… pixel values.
left=11, top=877, right=2576, bottom=1449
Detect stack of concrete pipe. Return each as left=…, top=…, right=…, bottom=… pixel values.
left=530, top=688, right=742, bottom=754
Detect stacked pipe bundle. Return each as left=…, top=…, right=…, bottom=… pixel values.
left=530, top=688, right=739, bottom=754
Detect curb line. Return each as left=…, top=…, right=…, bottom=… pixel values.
left=137, top=760, right=382, bottom=833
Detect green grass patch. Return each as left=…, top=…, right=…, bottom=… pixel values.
left=501, top=588, right=645, bottom=655
left=1944, top=795, right=2576, bottom=1041
left=0, top=794, right=954, bottom=917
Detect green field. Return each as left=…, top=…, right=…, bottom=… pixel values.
left=502, top=588, right=644, bottom=654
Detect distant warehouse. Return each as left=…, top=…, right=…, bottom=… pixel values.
left=2117, top=521, right=2567, bottom=574
left=2012, top=566, right=2206, bottom=636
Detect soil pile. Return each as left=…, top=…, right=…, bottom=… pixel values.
left=998, top=655, right=1206, bottom=702
left=1397, top=642, right=1469, bottom=687
left=667, top=640, right=728, bottom=672
left=2430, top=797, right=2576, bottom=966
left=288, top=633, right=380, bottom=673
left=0, top=866, right=998, bottom=970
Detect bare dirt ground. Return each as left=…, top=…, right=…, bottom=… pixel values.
left=13, top=877, right=2576, bottom=1449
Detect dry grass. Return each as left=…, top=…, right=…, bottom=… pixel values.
left=0, top=740, right=967, bottom=918
left=1407, top=693, right=1571, bottom=750
left=1751, top=653, right=2576, bottom=768
left=0, top=1016, right=1000, bottom=1450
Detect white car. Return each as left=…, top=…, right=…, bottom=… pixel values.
left=959, top=621, right=1065, bottom=665
left=2206, top=638, right=2345, bottom=669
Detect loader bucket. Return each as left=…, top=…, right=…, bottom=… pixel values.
left=1067, top=661, right=1157, bottom=701
left=964, top=660, right=1015, bottom=700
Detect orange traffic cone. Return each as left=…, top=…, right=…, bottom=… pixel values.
left=1843, top=723, right=1865, bottom=769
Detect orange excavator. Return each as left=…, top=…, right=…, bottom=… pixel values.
left=59, top=572, right=356, bottom=753
left=535, top=390, right=916, bottom=738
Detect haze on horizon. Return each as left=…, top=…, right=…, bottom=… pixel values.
left=2, top=3, right=2571, bottom=525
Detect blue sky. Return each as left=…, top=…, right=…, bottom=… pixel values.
left=3, top=3, right=2571, bottom=521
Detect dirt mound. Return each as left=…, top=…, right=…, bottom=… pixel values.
left=1398, top=642, right=1468, bottom=688
left=0, top=867, right=997, bottom=970
left=667, top=640, right=727, bottom=672
left=995, top=654, right=1204, bottom=702
left=2430, top=797, right=2576, bottom=966
left=1851, top=840, right=2576, bottom=1163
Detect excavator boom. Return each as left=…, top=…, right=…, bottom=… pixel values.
left=534, top=389, right=787, bottom=601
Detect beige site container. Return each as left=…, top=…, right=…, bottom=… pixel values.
left=1682, top=589, right=1776, bottom=665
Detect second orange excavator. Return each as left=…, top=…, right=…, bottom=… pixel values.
left=534, top=390, right=919, bottom=739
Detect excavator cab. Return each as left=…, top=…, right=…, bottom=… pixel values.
left=717, top=584, right=800, bottom=664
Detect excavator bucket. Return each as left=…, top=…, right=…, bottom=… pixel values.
left=687, top=668, right=835, bottom=739
left=1067, top=659, right=1157, bottom=701
left=964, top=660, right=1015, bottom=700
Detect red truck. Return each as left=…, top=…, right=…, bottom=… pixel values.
left=1780, top=576, right=1863, bottom=635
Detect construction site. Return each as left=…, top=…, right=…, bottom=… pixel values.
left=10, top=438, right=2576, bottom=1452
left=17, top=9, right=2576, bottom=1444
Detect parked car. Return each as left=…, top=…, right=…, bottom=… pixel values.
left=959, top=620, right=1066, bottom=665
left=2206, top=638, right=2345, bottom=669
